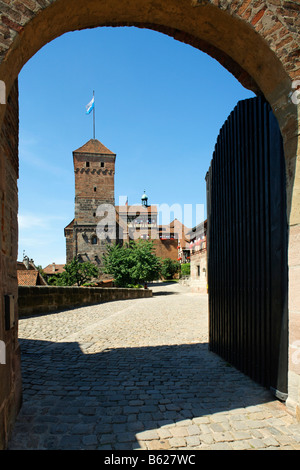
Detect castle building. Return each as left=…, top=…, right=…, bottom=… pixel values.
left=64, top=138, right=191, bottom=271
left=187, top=220, right=208, bottom=293
left=116, top=190, right=158, bottom=242
left=64, top=138, right=117, bottom=266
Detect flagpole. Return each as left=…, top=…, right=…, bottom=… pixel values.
left=93, top=90, right=95, bottom=139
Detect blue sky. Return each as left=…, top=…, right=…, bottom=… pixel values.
left=18, top=26, right=254, bottom=267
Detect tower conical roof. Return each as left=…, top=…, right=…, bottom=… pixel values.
left=73, top=139, right=115, bottom=155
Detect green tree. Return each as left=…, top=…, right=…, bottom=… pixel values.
left=36, top=265, right=47, bottom=283
left=102, top=239, right=161, bottom=287
left=181, top=262, right=190, bottom=277
left=102, top=242, right=133, bottom=287
left=49, top=258, right=99, bottom=286
left=160, top=258, right=180, bottom=280
left=36, top=265, right=46, bottom=277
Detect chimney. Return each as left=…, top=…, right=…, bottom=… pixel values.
left=52, top=263, right=56, bottom=273
left=23, top=255, right=29, bottom=270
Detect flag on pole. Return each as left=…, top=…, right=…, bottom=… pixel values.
left=85, top=96, right=95, bottom=115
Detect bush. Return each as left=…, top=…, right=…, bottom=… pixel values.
left=102, top=239, right=162, bottom=287
left=161, top=258, right=180, bottom=280
left=181, top=263, right=190, bottom=277
left=48, top=258, right=99, bottom=286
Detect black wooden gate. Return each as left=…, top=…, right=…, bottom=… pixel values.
left=206, top=96, right=288, bottom=400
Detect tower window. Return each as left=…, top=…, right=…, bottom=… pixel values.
left=100, top=162, right=104, bottom=168
left=93, top=212, right=96, bottom=217
left=94, top=186, right=97, bottom=192
left=86, top=161, right=90, bottom=167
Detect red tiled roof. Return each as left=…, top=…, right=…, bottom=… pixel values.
left=17, top=270, right=46, bottom=286
left=73, top=139, right=115, bottom=155
left=64, top=219, right=74, bottom=230
left=17, top=260, right=36, bottom=270
left=43, top=263, right=65, bottom=274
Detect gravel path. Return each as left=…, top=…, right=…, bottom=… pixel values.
left=8, top=282, right=300, bottom=450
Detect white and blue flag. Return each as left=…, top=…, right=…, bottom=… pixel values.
left=85, top=96, right=95, bottom=114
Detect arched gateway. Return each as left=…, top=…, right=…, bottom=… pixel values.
left=0, top=0, right=299, bottom=448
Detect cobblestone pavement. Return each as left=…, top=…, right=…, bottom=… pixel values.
left=8, top=282, right=300, bottom=450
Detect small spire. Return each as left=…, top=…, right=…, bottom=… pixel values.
left=141, top=190, right=149, bottom=207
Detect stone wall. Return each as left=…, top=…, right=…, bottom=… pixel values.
left=190, top=250, right=208, bottom=294
left=74, top=154, right=116, bottom=214
left=287, top=223, right=300, bottom=420
left=18, top=286, right=152, bottom=317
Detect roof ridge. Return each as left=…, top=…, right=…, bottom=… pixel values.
left=73, top=139, right=115, bottom=155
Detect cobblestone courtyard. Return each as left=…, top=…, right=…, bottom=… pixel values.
left=8, top=283, right=300, bottom=450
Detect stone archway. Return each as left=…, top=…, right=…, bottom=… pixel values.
left=0, top=0, right=299, bottom=448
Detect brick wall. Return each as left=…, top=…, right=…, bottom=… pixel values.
left=153, top=239, right=179, bottom=261
left=74, top=153, right=115, bottom=220
left=0, top=1, right=299, bottom=98
left=0, top=80, right=22, bottom=450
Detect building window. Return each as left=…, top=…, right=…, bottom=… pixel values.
left=94, top=186, right=97, bottom=192
left=91, top=235, right=97, bottom=245
left=197, top=265, right=201, bottom=277
left=101, top=162, right=104, bottom=168
left=86, top=161, right=90, bottom=167
left=93, top=212, right=96, bottom=217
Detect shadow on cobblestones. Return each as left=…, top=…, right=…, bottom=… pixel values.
left=8, top=336, right=276, bottom=450
left=151, top=291, right=179, bottom=296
